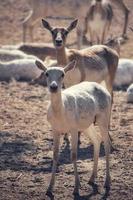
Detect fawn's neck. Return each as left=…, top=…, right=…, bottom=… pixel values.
left=50, top=91, right=63, bottom=115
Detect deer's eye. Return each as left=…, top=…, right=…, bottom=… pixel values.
left=64, top=30, right=68, bottom=35
left=45, top=72, right=49, bottom=77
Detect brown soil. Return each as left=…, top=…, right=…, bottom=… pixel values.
left=0, top=0, right=133, bottom=200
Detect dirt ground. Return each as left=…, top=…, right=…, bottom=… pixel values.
left=0, top=0, right=133, bottom=200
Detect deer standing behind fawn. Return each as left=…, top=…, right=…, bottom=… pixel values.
left=41, top=19, right=119, bottom=96
left=83, top=0, right=113, bottom=44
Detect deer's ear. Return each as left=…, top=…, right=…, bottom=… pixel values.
left=67, top=19, right=78, bottom=32
left=35, top=60, right=47, bottom=71
left=42, top=19, right=53, bottom=32
left=64, top=60, right=76, bottom=73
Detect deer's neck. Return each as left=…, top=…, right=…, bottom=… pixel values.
left=50, top=91, right=63, bottom=115
left=96, top=2, right=102, bottom=10
left=56, top=47, right=68, bottom=65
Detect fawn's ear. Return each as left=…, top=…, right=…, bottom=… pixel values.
left=67, top=19, right=78, bottom=32
left=35, top=60, right=47, bottom=71
left=42, top=19, right=53, bottom=32
left=130, top=26, right=133, bottom=32
left=64, top=60, right=76, bottom=73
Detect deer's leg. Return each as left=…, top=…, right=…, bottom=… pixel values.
left=96, top=34, right=100, bottom=44
left=101, top=21, right=110, bottom=44
left=71, top=131, right=80, bottom=195
left=123, top=7, right=130, bottom=37
left=89, top=26, right=94, bottom=45
left=83, top=14, right=89, bottom=36
left=46, top=131, right=60, bottom=195
left=29, top=25, right=34, bottom=42
left=86, top=125, right=101, bottom=185
left=22, top=23, right=27, bottom=43
left=104, top=75, right=113, bottom=97
left=97, top=113, right=111, bottom=190
left=22, top=10, right=33, bottom=43
left=76, top=28, right=83, bottom=49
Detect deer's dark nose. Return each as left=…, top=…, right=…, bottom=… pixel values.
left=50, top=82, right=58, bottom=92
left=55, top=32, right=63, bottom=46
left=55, top=39, right=63, bottom=46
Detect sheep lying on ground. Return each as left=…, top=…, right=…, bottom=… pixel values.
left=114, top=58, right=133, bottom=89
left=0, top=49, right=38, bottom=62
left=35, top=59, right=112, bottom=195
left=127, top=83, right=133, bottom=103
left=0, top=59, right=42, bottom=82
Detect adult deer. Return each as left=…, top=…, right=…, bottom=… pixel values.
left=83, top=0, right=130, bottom=42
left=42, top=19, right=119, bottom=95
left=83, top=0, right=113, bottom=44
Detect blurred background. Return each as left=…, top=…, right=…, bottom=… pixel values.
left=0, top=0, right=133, bottom=57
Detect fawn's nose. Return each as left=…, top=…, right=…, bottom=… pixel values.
left=50, top=82, right=58, bottom=92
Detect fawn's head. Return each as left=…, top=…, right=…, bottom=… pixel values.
left=42, top=19, right=78, bottom=49
left=35, top=60, right=76, bottom=93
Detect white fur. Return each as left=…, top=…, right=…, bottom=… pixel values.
left=0, top=59, right=42, bottom=81
left=48, top=81, right=111, bottom=132
left=114, top=59, right=133, bottom=87
left=127, top=83, right=133, bottom=103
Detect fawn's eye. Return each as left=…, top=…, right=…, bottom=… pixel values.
left=61, top=73, right=64, bottom=78
left=45, top=72, right=49, bottom=77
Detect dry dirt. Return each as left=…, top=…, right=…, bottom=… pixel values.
left=0, top=0, right=133, bottom=200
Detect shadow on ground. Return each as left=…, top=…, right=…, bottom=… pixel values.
left=0, top=131, right=106, bottom=175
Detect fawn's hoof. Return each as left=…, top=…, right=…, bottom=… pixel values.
left=73, top=189, right=79, bottom=196
left=46, top=189, right=53, bottom=197
left=104, top=182, right=111, bottom=191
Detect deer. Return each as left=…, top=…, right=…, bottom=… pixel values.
left=42, top=19, right=119, bottom=95
left=83, top=0, right=130, bottom=43
left=22, top=0, right=91, bottom=48
left=83, top=0, right=113, bottom=45
left=35, top=59, right=112, bottom=195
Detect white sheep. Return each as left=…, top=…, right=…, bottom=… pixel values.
left=127, top=83, right=133, bottom=103
left=35, top=59, right=112, bottom=195
left=114, top=58, right=133, bottom=89
left=0, top=49, right=38, bottom=62
left=0, top=59, right=42, bottom=82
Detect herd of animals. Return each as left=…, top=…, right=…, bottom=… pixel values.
left=0, top=0, right=133, bottom=196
